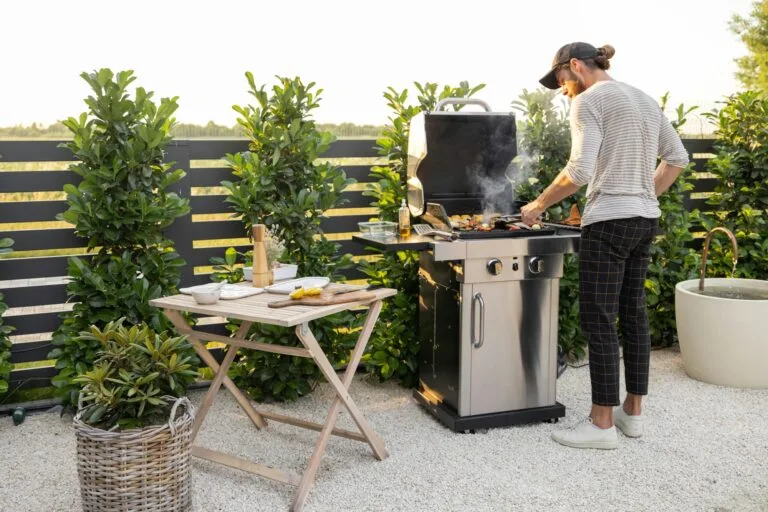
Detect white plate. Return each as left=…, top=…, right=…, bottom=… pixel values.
left=264, top=277, right=330, bottom=294
left=179, top=283, right=264, bottom=300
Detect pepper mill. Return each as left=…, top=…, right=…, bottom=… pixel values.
left=251, top=224, right=271, bottom=287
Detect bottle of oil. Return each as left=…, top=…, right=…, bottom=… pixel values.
left=398, top=199, right=411, bottom=238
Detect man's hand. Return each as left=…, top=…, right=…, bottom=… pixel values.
left=521, top=200, right=545, bottom=226
left=519, top=170, right=581, bottom=226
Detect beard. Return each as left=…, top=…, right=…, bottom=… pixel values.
left=562, top=70, right=587, bottom=98
left=572, top=75, right=587, bottom=95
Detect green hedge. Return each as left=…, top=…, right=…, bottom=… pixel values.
left=0, top=238, right=14, bottom=395
left=700, top=91, right=768, bottom=279
left=217, top=74, right=359, bottom=402
left=49, top=69, right=190, bottom=405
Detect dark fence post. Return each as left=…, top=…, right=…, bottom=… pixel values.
left=164, top=141, right=195, bottom=288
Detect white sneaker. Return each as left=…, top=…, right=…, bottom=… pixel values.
left=551, top=417, right=618, bottom=449
left=614, top=406, right=644, bottom=438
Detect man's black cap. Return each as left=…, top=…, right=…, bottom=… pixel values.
left=539, top=42, right=598, bottom=90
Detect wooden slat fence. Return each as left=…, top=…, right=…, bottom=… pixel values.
left=0, top=138, right=382, bottom=392
left=0, top=137, right=717, bottom=392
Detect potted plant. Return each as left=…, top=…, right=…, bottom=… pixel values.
left=50, top=68, right=190, bottom=406
left=73, top=318, right=199, bottom=512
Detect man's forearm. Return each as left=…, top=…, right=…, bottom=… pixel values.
left=654, top=162, right=685, bottom=196
left=536, top=170, right=581, bottom=209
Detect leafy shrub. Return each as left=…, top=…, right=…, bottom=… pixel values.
left=74, top=318, right=198, bottom=430
left=50, top=69, right=190, bottom=405
left=511, top=90, right=700, bottom=356
left=645, top=94, right=700, bottom=346
left=700, top=91, right=768, bottom=279
left=512, top=89, right=577, bottom=222
left=359, top=81, right=485, bottom=386
left=0, top=237, right=14, bottom=394
left=219, top=74, right=358, bottom=401
left=511, top=89, right=585, bottom=360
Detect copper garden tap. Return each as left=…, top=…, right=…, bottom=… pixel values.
left=699, top=227, right=739, bottom=291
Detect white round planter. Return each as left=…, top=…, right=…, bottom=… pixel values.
left=675, top=278, right=768, bottom=389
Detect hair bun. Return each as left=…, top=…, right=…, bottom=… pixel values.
left=599, top=45, right=616, bottom=59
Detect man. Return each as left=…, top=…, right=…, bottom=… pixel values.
left=521, top=42, right=689, bottom=449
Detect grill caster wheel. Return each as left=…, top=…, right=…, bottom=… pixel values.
left=463, top=429, right=489, bottom=434
left=544, top=418, right=559, bottom=424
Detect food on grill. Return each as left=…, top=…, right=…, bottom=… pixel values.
left=563, top=204, right=582, bottom=226
left=448, top=213, right=537, bottom=232
left=449, top=214, right=471, bottom=229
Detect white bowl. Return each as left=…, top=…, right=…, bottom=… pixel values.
left=273, top=263, right=298, bottom=281
left=191, top=288, right=221, bottom=305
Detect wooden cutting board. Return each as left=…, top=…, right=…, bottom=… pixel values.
left=268, top=290, right=378, bottom=308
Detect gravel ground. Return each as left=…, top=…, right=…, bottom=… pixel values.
left=1, top=348, right=767, bottom=512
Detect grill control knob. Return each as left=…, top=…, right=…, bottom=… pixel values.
left=529, top=256, right=544, bottom=274
left=487, top=258, right=503, bottom=276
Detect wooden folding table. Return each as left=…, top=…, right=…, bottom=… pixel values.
left=150, top=284, right=396, bottom=511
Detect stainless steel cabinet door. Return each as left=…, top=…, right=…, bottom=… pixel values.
left=465, top=280, right=557, bottom=415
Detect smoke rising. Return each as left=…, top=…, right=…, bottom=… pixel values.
left=464, top=120, right=537, bottom=220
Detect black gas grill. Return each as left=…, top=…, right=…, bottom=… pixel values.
left=353, top=98, right=580, bottom=432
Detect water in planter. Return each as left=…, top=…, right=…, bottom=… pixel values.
left=695, top=286, right=768, bottom=300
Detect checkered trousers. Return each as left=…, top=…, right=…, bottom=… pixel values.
left=579, top=217, right=659, bottom=406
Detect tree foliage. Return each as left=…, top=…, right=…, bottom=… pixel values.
left=700, top=91, right=768, bottom=280
left=512, top=89, right=700, bottom=356
left=220, top=74, right=358, bottom=401
left=0, top=121, right=386, bottom=140
left=0, top=238, right=14, bottom=395
left=646, top=94, right=700, bottom=346
left=731, top=0, right=768, bottom=92
left=50, top=69, right=190, bottom=405
left=512, top=89, right=585, bottom=360
left=359, top=81, right=485, bottom=386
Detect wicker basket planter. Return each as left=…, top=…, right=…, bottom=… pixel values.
left=74, top=397, right=196, bottom=512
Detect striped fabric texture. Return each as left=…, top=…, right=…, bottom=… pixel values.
left=563, top=80, right=690, bottom=226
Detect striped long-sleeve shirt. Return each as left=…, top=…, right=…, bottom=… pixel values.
left=563, top=80, right=690, bottom=226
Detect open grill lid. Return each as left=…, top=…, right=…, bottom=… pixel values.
left=406, top=98, right=518, bottom=217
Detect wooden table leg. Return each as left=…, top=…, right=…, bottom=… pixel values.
left=164, top=310, right=267, bottom=431
left=190, top=320, right=252, bottom=439
left=290, top=300, right=388, bottom=511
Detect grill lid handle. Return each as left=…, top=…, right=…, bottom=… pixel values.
left=434, top=98, right=492, bottom=112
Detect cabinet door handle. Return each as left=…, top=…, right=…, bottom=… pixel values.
left=471, top=292, right=485, bottom=348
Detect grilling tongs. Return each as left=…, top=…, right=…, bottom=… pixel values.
left=413, top=224, right=457, bottom=240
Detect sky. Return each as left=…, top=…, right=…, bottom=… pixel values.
left=0, top=0, right=754, bottom=133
